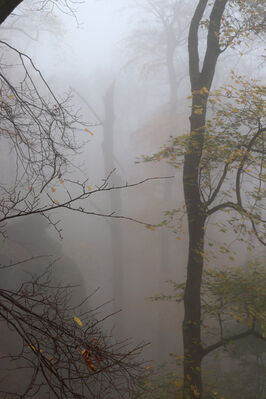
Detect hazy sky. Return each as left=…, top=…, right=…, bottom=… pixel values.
left=32, top=1, right=133, bottom=78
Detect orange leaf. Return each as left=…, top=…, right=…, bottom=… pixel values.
left=81, top=349, right=95, bottom=371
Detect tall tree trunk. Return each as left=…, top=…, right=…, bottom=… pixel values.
left=182, top=108, right=206, bottom=398
left=182, top=1, right=228, bottom=398
left=102, top=82, right=124, bottom=336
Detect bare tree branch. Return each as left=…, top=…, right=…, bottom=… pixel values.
left=202, top=327, right=265, bottom=358
left=0, top=264, right=147, bottom=398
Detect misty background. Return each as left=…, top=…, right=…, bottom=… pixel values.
left=1, top=0, right=265, bottom=368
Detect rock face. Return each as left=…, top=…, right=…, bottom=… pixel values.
left=1, top=214, right=85, bottom=293
left=0, top=215, right=86, bottom=397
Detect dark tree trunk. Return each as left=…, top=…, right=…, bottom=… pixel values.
left=182, top=1, right=228, bottom=398
left=182, top=107, right=206, bottom=398
left=0, top=0, right=23, bottom=24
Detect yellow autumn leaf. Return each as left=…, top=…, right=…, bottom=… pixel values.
left=51, top=187, right=56, bottom=193
left=30, top=344, right=43, bottom=353
left=54, top=199, right=59, bottom=205
left=9, top=94, right=14, bottom=99
left=177, top=236, right=183, bottom=240
left=87, top=185, right=92, bottom=191
left=174, top=379, right=183, bottom=388
left=145, top=225, right=155, bottom=231
left=85, top=128, right=94, bottom=136
left=194, top=108, right=203, bottom=115
left=59, top=179, right=64, bottom=184
left=74, top=316, right=83, bottom=327
left=191, top=385, right=200, bottom=397
left=201, top=86, right=209, bottom=94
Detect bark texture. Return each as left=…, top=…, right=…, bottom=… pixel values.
left=182, top=1, right=228, bottom=398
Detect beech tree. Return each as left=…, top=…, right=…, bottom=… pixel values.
left=140, top=1, right=265, bottom=398
left=183, top=3, right=265, bottom=397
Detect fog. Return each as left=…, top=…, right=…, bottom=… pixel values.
left=0, top=1, right=265, bottom=398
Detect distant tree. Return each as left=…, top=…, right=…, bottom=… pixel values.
left=0, top=2, right=163, bottom=396
left=0, top=0, right=165, bottom=236
left=123, top=0, right=192, bottom=359
left=73, top=82, right=125, bottom=335
left=124, top=0, right=191, bottom=109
